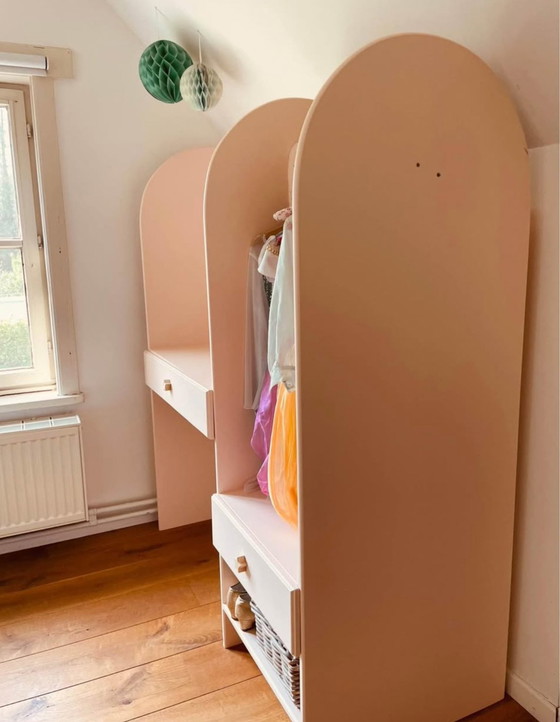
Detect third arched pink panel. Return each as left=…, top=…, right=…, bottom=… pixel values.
left=294, top=34, right=530, bottom=722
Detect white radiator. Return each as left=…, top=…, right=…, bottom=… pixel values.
left=0, top=415, right=87, bottom=538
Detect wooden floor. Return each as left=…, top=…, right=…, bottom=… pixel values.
left=0, top=522, right=537, bottom=722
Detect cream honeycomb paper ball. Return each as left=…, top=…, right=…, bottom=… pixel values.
left=180, top=63, right=223, bottom=111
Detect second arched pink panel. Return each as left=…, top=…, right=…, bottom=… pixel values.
left=205, top=98, right=312, bottom=494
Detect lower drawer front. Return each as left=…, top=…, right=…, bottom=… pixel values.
left=212, top=497, right=300, bottom=656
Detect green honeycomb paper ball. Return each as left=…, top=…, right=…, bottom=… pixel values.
left=139, top=40, right=193, bottom=104
left=180, top=63, right=223, bottom=111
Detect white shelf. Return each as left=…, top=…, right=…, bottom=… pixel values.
left=222, top=604, right=301, bottom=722
left=144, top=348, right=214, bottom=438
left=217, top=490, right=300, bottom=588
left=150, top=347, right=212, bottom=391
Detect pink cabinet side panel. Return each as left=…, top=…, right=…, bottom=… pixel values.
left=295, top=35, right=530, bottom=722
left=151, top=393, right=215, bottom=528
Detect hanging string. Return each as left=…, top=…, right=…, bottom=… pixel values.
left=154, top=6, right=162, bottom=40
left=197, top=31, right=203, bottom=65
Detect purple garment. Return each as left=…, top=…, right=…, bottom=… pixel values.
left=251, top=371, right=278, bottom=495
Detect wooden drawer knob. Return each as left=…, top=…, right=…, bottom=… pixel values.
left=236, top=555, right=248, bottom=573
left=163, top=379, right=172, bottom=392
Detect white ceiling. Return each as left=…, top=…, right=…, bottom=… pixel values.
left=106, top=0, right=559, bottom=148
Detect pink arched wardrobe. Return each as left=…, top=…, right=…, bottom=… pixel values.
left=140, top=34, right=530, bottom=722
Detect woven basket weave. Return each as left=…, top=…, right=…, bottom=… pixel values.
left=250, top=600, right=300, bottom=708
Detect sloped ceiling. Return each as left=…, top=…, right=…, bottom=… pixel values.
left=106, top=0, right=559, bottom=148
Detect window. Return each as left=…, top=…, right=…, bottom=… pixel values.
left=0, top=44, right=80, bottom=412
left=0, top=85, right=54, bottom=395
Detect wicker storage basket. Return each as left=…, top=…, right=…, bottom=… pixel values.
left=250, top=600, right=301, bottom=708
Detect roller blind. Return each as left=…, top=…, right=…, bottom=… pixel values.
left=0, top=52, right=47, bottom=76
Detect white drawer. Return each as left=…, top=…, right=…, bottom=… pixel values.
left=212, top=494, right=300, bottom=656
left=144, top=350, right=214, bottom=438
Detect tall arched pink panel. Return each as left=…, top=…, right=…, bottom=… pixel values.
left=294, top=35, right=529, bottom=722
left=140, top=147, right=216, bottom=529
left=205, top=99, right=312, bottom=494
left=141, top=147, right=214, bottom=350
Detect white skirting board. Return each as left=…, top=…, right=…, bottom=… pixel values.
left=0, top=497, right=158, bottom=554
left=507, top=670, right=558, bottom=722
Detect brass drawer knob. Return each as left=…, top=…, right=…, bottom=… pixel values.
left=163, top=379, right=172, bottom=392
left=236, top=555, right=248, bottom=573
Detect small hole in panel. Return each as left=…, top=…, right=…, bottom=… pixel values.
left=416, top=163, right=421, bottom=167
left=437, top=172, right=441, bottom=177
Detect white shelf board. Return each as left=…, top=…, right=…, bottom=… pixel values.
left=222, top=604, right=301, bottom=722
left=144, top=347, right=214, bottom=437
left=216, top=490, right=300, bottom=588
left=150, top=347, right=212, bottom=391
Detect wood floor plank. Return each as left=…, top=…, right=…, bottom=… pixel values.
left=0, top=602, right=222, bottom=705
left=187, top=567, right=221, bottom=606
left=0, top=553, right=218, bottom=626
left=0, top=522, right=537, bottom=722
left=0, top=643, right=259, bottom=722
left=134, top=676, right=289, bottom=721
left=460, top=696, right=538, bottom=721
left=0, top=576, right=200, bottom=662
left=0, top=521, right=214, bottom=594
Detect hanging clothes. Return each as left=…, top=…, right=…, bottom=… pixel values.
left=247, top=207, right=299, bottom=521
left=266, top=207, right=299, bottom=524
left=244, top=233, right=283, bottom=410
left=243, top=241, right=269, bottom=410
left=268, top=382, right=298, bottom=527
left=268, top=210, right=296, bottom=391
left=250, top=371, right=278, bottom=496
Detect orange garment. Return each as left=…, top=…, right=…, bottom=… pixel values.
left=268, top=383, right=298, bottom=527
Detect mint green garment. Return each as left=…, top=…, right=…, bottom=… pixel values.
left=268, top=217, right=295, bottom=391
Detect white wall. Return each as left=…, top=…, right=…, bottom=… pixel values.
left=106, top=0, right=559, bottom=148
left=0, top=0, right=218, bottom=508
left=507, top=144, right=559, bottom=721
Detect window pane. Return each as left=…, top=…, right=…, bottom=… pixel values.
left=0, top=105, right=21, bottom=239
left=0, top=248, right=32, bottom=370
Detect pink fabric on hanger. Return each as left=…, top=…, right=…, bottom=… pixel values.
left=250, top=371, right=278, bottom=495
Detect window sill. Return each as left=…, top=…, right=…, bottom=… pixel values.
left=0, top=390, right=84, bottom=417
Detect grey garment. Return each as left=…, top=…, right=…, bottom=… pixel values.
left=263, top=276, right=273, bottom=306
left=244, top=241, right=269, bottom=410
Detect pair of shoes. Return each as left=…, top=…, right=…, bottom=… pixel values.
left=226, top=583, right=255, bottom=631
left=226, top=582, right=245, bottom=619
left=236, top=592, right=255, bottom=631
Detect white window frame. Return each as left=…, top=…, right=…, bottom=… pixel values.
left=0, top=43, right=81, bottom=414
left=0, top=86, right=54, bottom=393
left=29, top=75, right=80, bottom=399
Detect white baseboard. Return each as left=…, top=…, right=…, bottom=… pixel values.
left=0, top=498, right=158, bottom=554
left=507, top=670, right=558, bottom=722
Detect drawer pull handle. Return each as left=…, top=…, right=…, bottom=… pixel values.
left=236, top=555, right=248, bottom=573
left=163, top=379, right=172, bottom=392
